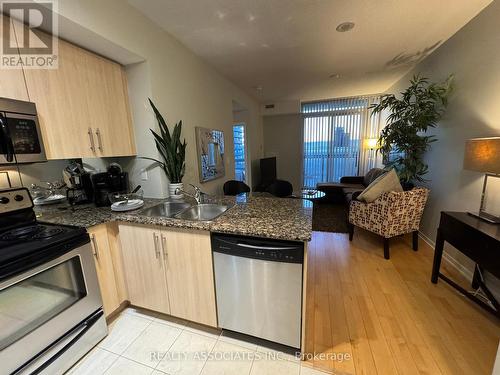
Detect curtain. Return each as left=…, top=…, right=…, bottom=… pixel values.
left=301, top=95, right=382, bottom=189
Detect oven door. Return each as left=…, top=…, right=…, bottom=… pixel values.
left=0, top=243, right=104, bottom=374
left=2, top=112, right=46, bottom=164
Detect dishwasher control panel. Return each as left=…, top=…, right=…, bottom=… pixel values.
left=211, top=232, right=304, bottom=264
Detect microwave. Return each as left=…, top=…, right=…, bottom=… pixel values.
left=0, top=97, right=46, bottom=165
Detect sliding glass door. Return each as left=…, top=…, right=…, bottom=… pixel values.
left=302, top=96, right=381, bottom=189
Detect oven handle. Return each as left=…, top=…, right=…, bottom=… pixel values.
left=13, top=309, right=104, bottom=375
left=0, top=114, right=15, bottom=162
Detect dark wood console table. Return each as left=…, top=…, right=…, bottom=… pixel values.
left=431, top=211, right=500, bottom=317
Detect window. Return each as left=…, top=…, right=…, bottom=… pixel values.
left=233, top=124, right=246, bottom=182
left=302, top=96, right=381, bottom=189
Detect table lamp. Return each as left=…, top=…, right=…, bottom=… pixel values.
left=365, top=138, right=378, bottom=150
left=463, top=137, right=500, bottom=224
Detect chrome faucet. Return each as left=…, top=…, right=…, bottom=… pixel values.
left=175, top=184, right=205, bottom=204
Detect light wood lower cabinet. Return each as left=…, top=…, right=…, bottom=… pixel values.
left=88, top=224, right=121, bottom=317
left=118, top=224, right=171, bottom=314
left=163, top=228, right=217, bottom=326
left=118, top=224, right=217, bottom=327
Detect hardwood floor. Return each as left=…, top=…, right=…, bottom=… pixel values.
left=304, top=229, right=500, bottom=374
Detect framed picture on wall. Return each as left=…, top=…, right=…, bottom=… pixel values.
left=195, top=127, right=225, bottom=183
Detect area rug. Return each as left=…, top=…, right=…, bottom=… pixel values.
left=312, top=201, right=349, bottom=233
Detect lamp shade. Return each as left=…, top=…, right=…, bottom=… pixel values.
left=463, top=137, right=500, bottom=175
left=365, top=138, right=378, bottom=149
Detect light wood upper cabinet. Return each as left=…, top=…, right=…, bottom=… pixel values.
left=0, top=16, right=29, bottom=101
left=163, top=228, right=217, bottom=327
left=82, top=51, right=136, bottom=157
left=11, top=19, right=136, bottom=159
left=18, top=36, right=94, bottom=159
left=88, top=224, right=121, bottom=317
left=119, top=224, right=171, bottom=314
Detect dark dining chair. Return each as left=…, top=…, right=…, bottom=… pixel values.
left=266, top=180, right=293, bottom=197
left=223, top=180, right=251, bottom=196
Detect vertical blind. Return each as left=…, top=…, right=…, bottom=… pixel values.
left=301, top=96, right=381, bottom=189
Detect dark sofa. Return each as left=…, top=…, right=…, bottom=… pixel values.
left=316, top=168, right=386, bottom=204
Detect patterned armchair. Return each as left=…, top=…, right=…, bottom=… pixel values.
left=348, top=188, right=430, bottom=259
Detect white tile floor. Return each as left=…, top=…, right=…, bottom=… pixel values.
left=67, top=308, right=327, bottom=375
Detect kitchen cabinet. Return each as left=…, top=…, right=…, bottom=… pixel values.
left=11, top=19, right=136, bottom=159
left=163, top=228, right=217, bottom=326
left=118, top=224, right=217, bottom=327
left=88, top=224, right=121, bottom=317
left=118, top=224, right=171, bottom=314
left=0, top=16, right=29, bottom=101
left=83, top=50, right=136, bottom=157
left=106, top=222, right=128, bottom=303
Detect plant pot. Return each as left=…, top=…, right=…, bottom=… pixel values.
left=169, top=182, right=184, bottom=199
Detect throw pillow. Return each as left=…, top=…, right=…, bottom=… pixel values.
left=357, top=169, right=403, bottom=203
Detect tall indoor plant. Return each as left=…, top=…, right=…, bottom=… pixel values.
left=371, top=74, right=453, bottom=187
left=142, top=99, right=187, bottom=198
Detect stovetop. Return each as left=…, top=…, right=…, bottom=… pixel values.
left=0, top=223, right=69, bottom=242
left=0, top=221, right=89, bottom=266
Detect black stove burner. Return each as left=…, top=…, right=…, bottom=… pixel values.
left=32, top=227, right=65, bottom=239
left=0, top=225, right=41, bottom=241
left=0, top=225, right=67, bottom=242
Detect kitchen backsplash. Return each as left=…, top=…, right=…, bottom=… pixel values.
left=0, top=157, right=135, bottom=191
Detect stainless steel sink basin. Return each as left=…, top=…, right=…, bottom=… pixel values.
left=174, top=204, right=229, bottom=221
left=139, top=202, right=191, bottom=218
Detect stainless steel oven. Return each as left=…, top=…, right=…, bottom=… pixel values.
left=0, top=243, right=107, bottom=375
left=0, top=97, right=46, bottom=165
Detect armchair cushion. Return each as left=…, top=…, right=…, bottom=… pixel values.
left=358, top=169, right=402, bottom=203
left=349, top=188, right=429, bottom=238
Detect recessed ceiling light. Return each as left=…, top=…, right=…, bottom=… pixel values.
left=336, top=22, right=355, bottom=32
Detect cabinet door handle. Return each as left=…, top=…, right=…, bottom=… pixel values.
left=95, top=128, right=103, bottom=152
left=91, top=234, right=99, bottom=260
left=153, top=232, right=160, bottom=259
left=161, top=234, right=167, bottom=260
left=87, top=128, right=95, bottom=152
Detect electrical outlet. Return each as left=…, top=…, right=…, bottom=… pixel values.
left=141, top=170, right=148, bottom=181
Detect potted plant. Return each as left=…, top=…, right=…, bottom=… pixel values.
left=371, top=74, right=453, bottom=189
left=142, top=99, right=187, bottom=199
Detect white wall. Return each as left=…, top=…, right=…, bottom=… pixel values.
left=263, top=114, right=303, bottom=191
left=55, top=0, right=263, bottom=197
left=386, top=0, right=500, bottom=281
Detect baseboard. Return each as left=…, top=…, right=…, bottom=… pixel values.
left=418, top=231, right=474, bottom=282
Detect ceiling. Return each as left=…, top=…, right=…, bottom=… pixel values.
left=128, top=0, right=492, bottom=102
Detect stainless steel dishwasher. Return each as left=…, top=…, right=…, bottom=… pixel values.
left=211, top=233, right=304, bottom=349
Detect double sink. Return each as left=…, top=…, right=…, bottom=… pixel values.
left=138, top=201, right=230, bottom=221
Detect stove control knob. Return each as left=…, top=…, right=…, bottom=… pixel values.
left=0, top=197, right=9, bottom=204
left=14, top=195, right=24, bottom=202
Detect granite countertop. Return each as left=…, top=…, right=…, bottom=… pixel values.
left=36, top=194, right=313, bottom=242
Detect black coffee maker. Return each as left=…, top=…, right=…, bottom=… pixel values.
left=63, top=161, right=94, bottom=205
left=91, top=163, right=129, bottom=207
